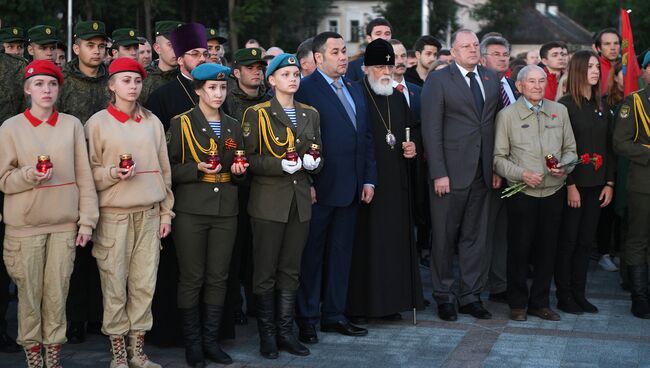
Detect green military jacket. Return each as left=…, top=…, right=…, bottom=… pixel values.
left=613, top=86, right=650, bottom=195
left=168, top=106, right=246, bottom=217
left=242, top=97, right=323, bottom=223
left=139, top=61, right=178, bottom=104
left=223, top=78, right=271, bottom=122
left=0, top=53, right=26, bottom=124
left=58, top=58, right=110, bottom=124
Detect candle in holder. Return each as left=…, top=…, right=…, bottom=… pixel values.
left=285, top=147, right=298, bottom=163
left=206, top=151, right=220, bottom=170
left=307, top=144, right=320, bottom=160
left=234, top=150, right=248, bottom=165
left=545, top=154, right=559, bottom=170
left=119, top=154, right=135, bottom=170
left=36, top=155, right=53, bottom=173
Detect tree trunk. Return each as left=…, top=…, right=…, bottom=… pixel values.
left=228, top=0, right=238, bottom=50
left=143, top=0, right=153, bottom=41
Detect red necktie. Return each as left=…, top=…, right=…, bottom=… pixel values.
left=395, top=84, right=405, bottom=93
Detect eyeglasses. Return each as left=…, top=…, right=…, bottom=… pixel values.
left=185, top=50, right=209, bottom=59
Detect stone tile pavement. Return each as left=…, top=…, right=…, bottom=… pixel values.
left=1, top=261, right=649, bottom=367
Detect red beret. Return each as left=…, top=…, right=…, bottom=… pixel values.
left=24, top=60, right=64, bottom=85
left=109, top=57, right=147, bottom=79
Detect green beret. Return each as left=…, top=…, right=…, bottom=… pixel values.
left=111, top=28, right=142, bottom=47
left=233, top=47, right=264, bottom=67
left=191, top=63, right=231, bottom=81
left=154, top=21, right=184, bottom=37
left=0, top=27, right=27, bottom=43
left=28, top=25, right=60, bottom=45
left=74, top=20, right=107, bottom=40
left=265, top=53, right=300, bottom=79
left=205, top=27, right=227, bottom=44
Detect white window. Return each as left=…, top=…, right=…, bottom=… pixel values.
left=329, top=19, right=339, bottom=33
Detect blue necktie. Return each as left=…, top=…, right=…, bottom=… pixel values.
left=332, top=80, right=356, bottom=129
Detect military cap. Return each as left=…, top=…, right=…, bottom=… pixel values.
left=155, top=20, right=184, bottom=37
left=111, top=28, right=143, bottom=48
left=109, top=57, right=147, bottom=79
left=27, top=25, right=60, bottom=45
left=205, top=27, right=228, bottom=44
left=0, top=27, right=27, bottom=43
left=24, top=60, right=64, bottom=85
left=233, top=47, right=264, bottom=67
left=191, top=63, right=231, bottom=81
left=265, top=53, right=300, bottom=79
left=364, top=38, right=394, bottom=66
left=74, top=20, right=108, bottom=40
left=170, top=23, right=207, bottom=57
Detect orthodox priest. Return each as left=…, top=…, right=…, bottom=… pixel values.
left=346, top=39, right=425, bottom=320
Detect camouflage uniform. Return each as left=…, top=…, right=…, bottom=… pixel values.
left=139, top=60, right=178, bottom=104
left=0, top=53, right=26, bottom=124
left=58, top=58, right=110, bottom=124
left=224, top=78, right=271, bottom=123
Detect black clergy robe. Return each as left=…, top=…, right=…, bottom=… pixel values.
left=145, top=73, right=198, bottom=131
left=346, top=78, right=425, bottom=318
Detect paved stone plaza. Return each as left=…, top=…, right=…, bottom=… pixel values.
left=2, top=261, right=649, bottom=367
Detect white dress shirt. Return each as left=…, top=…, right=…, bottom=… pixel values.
left=455, top=63, right=485, bottom=100
left=391, top=78, right=411, bottom=106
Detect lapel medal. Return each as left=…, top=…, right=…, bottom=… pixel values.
left=386, top=131, right=396, bottom=149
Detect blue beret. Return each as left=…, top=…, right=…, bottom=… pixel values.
left=265, top=53, right=300, bottom=80
left=643, top=51, right=650, bottom=69
left=191, top=63, right=232, bottom=81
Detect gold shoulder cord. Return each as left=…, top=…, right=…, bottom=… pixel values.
left=632, top=93, right=650, bottom=148
left=257, top=108, right=295, bottom=158
left=180, top=114, right=218, bottom=164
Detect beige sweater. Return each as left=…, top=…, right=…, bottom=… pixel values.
left=84, top=108, right=174, bottom=224
left=0, top=111, right=99, bottom=236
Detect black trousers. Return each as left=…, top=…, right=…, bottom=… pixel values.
left=625, top=191, right=650, bottom=266
left=555, top=186, right=602, bottom=299
left=507, top=188, right=564, bottom=309
left=66, top=242, right=103, bottom=324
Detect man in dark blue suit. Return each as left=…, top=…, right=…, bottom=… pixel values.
left=294, top=31, right=377, bottom=342
left=478, top=36, right=521, bottom=304
left=345, top=18, right=392, bottom=82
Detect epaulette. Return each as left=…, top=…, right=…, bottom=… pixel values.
left=251, top=101, right=272, bottom=111
left=297, top=102, right=318, bottom=112
left=171, top=108, right=194, bottom=121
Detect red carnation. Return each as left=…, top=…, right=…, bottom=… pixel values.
left=593, top=153, right=603, bottom=170
left=580, top=153, right=591, bottom=165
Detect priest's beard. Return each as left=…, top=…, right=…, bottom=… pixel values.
left=367, top=74, right=394, bottom=96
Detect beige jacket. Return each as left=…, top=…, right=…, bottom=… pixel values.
left=0, top=112, right=99, bottom=236
left=494, top=97, right=577, bottom=197
left=85, top=108, right=174, bottom=224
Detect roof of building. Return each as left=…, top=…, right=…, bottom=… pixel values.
left=504, top=5, right=593, bottom=45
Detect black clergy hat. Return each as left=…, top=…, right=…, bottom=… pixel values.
left=364, top=38, right=395, bottom=66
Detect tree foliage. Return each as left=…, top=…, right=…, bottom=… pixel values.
left=471, top=0, right=528, bottom=37
left=379, top=0, right=458, bottom=50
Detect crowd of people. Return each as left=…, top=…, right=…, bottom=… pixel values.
left=0, top=15, right=649, bottom=368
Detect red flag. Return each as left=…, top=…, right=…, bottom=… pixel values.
left=621, top=8, right=641, bottom=96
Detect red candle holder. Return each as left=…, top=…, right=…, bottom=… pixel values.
left=234, top=150, right=248, bottom=165
left=119, top=154, right=135, bottom=170
left=307, top=144, right=320, bottom=160
left=36, top=155, right=53, bottom=173
left=285, top=147, right=298, bottom=163
left=206, top=151, right=220, bottom=170
left=545, top=154, right=559, bottom=170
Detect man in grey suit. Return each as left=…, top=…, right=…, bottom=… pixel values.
left=421, top=29, right=501, bottom=321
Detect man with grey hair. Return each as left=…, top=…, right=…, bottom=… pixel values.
left=478, top=35, right=520, bottom=304
left=494, top=64, right=577, bottom=322
left=422, top=29, right=501, bottom=321
left=296, top=38, right=316, bottom=77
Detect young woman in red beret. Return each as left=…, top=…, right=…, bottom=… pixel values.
left=0, top=60, right=99, bottom=368
left=84, top=57, right=174, bottom=368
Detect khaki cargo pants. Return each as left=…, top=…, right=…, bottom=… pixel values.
left=93, top=207, right=160, bottom=336
left=2, top=231, right=76, bottom=346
